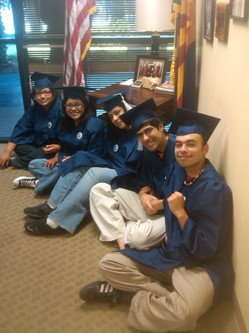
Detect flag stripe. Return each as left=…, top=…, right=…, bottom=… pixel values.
left=171, top=0, right=196, bottom=109
left=63, top=0, right=96, bottom=86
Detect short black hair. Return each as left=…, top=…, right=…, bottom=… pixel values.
left=137, top=117, right=164, bottom=132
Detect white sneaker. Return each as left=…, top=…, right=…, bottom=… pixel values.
left=13, top=176, right=39, bottom=188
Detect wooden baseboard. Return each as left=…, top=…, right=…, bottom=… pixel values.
left=233, top=295, right=248, bottom=333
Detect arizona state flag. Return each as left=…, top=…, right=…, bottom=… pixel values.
left=63, top=0, right=96, bottom=86
left=171, top=0, right=196, bottom=110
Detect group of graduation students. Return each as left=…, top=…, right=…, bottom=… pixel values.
left=0, top=72, right=234, bottom=332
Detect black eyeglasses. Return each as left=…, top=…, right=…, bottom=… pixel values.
left=64, top=103, right=84, bottom=110
left=35, top=90, right=52, bottom=98
left=137, top=126, right=155, bottom=138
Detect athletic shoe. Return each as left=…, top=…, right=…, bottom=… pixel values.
left=24, top=218, right=66, bottom=235
left=24, top=202, right=54, bottom=219
left=79, top=281, right=122, bottom=303
left=13, top=176, right=38, bottom=188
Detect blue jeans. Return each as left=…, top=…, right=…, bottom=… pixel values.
left=47, top=167, right=117, bottom=233
left=29, top=158, right=50, bottom=178
left=48, top=166, right=90, bottom=205
left=29, top=158, right=72, bottom=194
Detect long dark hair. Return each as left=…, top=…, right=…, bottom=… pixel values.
left=60, top=96, right=93, bottom=130
left=99, top=103, right=127, bottom=142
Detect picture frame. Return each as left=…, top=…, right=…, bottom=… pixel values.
left=204, top=0, right=215, bottom=41
left=215, top=2, right=230, bottom=42
left=231, top=0, right=248, bottom=21
left=134, top=55, right=167, bottom=84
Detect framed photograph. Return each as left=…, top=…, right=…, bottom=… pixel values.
left=134, top=55, right=167, bottom=84
left=204, top=0, right=215, bottom=41
left=215, top=2, right=230, bottom=42
left=231, top=0, right=248, bottom=21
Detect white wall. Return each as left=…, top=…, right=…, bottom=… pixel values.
left=197, top=1, right=249, bottom=331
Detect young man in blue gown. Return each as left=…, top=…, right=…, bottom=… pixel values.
left=0, top=72, right=62, bottom=169
left=89, top=98, right=176, bottom=249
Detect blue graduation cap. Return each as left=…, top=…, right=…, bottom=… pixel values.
left=120, top=98, right=158, bottom=133
left=97, top=89, right=131, bottom=112
left=169, top=108, right=220, bottom=142
left=31, top=72, right=60, bottom=90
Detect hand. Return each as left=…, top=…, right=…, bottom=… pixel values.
left=140, top=193, right=162, bottom=215
left=167, top=191, right=188, bottom=229
left=43, top=144, right=61, bottom=154
left=149, top=197, right=164, bottom=211
left=45, top=156, right=58, bottom=169
left=0, top=152, right=11, bottom=167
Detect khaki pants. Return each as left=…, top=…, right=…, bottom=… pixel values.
left=90, top=183, right=166, bottom=249
left=99, top=252, right=214, bottom=332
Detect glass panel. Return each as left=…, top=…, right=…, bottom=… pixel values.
left=0, top=1, right=24, bottom=140
left=91, top=0, right=136, bottom=32
left=22, top=0, right=65, bottom=77
left=22, top=0, right=65, bottom=34
left=25, top=44, right=64, bottom=75
left=0, top=0, right=14, bottom=37
left=0, top=43, right=24, bottom=140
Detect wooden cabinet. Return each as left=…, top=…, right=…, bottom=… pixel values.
left=88, top=84, right=175, bottom=124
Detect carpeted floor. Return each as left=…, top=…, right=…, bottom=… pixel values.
left=0, top=144, right=238, bottom=333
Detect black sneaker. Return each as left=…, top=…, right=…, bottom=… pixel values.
left=24, top=218, right=66, bottom=235
left=24, top=202, right=54, bottom=218
left=79, top=281, right=122, bottom=303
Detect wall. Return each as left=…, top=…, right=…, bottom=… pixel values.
left=196, top=1, right=249, bottom=331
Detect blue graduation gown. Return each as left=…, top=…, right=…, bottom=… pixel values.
left=104, top=129, right=142, bottom=176
left=57, top=116, right=106, bottom=164
left=111, top=133, right=176, bottom=194
left=136, top=133, right=176, bottom=196
left=10, top=97, right=62, bottom=146
left=121, top=160, right=234, bottom=306
left=59, top=128, right=142, bottom=177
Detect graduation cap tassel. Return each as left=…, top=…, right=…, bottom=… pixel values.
left=121, top=95, right=133, bottom=111
left=29, top=74, right=33, bottom=92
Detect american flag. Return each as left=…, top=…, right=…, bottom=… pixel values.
left=63, top=0, right=96, bottom=86
left=171, top=0, right=196, bottom=110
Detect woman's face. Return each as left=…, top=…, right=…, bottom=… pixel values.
left=64, top=98, right=85, bottom=122
left=34, top=88, right=55, bottom=110
left=108, top=106, right=128, bottom=129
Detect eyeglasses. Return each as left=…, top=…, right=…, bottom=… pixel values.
left=35, top=90, right=52, bottom=98
left=64, top=103, right=84, bottom=110
left=137, top=126, right=155, bottom=139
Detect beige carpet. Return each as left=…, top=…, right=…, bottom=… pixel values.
left=0, top=144, right=238, bottom=333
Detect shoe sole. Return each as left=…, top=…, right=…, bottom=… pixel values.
left=24, top=211, right=48, bottom=219
left=13, top=177, right=37, bottom=188
left=24, top=223, right=67, bottom=236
